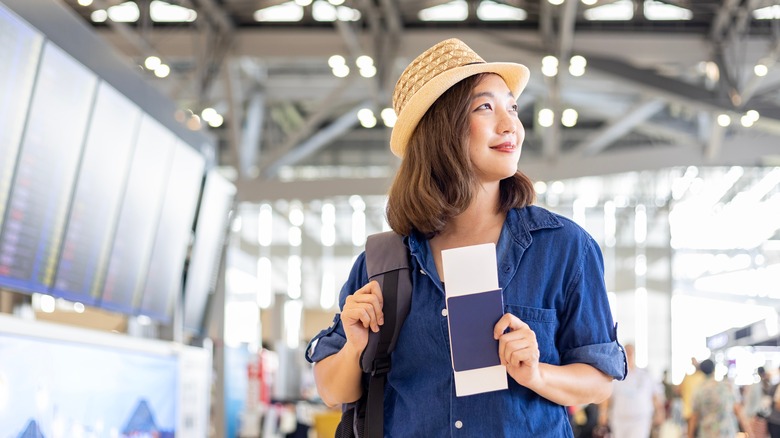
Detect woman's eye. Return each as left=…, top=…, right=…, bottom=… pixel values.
left=510, top=104, right=519, bottom=112
left=476, top=103, right=492, bottom=111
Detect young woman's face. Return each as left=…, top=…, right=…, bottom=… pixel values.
left=467, top=74, right=525, bottom=183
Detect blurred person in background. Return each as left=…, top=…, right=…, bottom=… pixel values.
left=744, top=366, right=771, bottom=438
left=688, top=359, right=753, bottom=438
left=765, top=364, right=780, bottom=438
left=598, top=343, right=663, bottom=438
left=679, top=356, right=706, bottom=433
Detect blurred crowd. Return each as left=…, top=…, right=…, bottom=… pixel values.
left=569, top=344, right=779, bottom=438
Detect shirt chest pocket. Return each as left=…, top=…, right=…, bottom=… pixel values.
left=504, top=304, right=559, bottom=364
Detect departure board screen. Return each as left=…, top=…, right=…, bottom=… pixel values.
left=0, top=42, right=98, bottom=294
left=98, top=115, right=175, bottom=314
left=50, top=82, right=142, bottom=305
left=0, top=4, right=44, bottom=233
left=183, top=170, right=235, bottom=333
left=137, top=142, right=205, bottom=323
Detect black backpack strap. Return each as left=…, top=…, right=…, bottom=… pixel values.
left=360, top=231, right=412, bottom=438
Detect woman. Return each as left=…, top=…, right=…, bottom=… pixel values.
left=305, top=38, right=627, bottom=437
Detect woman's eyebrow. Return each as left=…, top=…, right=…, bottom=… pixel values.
left=471, top=91, right=516, bottom=101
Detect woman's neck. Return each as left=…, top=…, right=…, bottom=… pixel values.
left=434, top=182, right=504, bottom=247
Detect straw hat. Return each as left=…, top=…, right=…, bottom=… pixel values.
left=390, top=38, right=530, bottom=158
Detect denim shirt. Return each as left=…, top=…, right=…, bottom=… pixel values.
left=306, top=205, right=627, bottom=437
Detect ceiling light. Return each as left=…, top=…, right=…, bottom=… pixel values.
left=753, top=5, right=780, bottom=20
left=548, top=0, right=564, bottom=5
left=381, top=108, right=397, bottom=127
left=581, top=0, right=597, bottom=5
left=754, top=64, right=769, bottom=77
left=716, top=114, right=731, bottom=127
left=107, top=1, right=140, bottom=22
left=419, top=0, right=468, bottom=21
left=201, top=107, right=218, bottom=122
left=644, top=0, right=692, bottom=21
left=312, top=1, right=361, bottom=21
left=332, top=64, right=350, bottom=78
left=584, top=0, right=633, bottom=20
left=538, top=108, right=554, bottom=127
left=91, top=9, right=108, bottom=22
left=542, top=55, right=559, bottom=77
left=254, top=2, right=303, bottom=22
left=561, top=108, right=578, bottom=127
left=356, top=55, right=374, bottom=69
left=359, top=65, right=377, bottom=78
left=150, top=1, right=197, bottom=22
left=154, top=63, right=170, bottom=78
left=207, top=114, right=224, bottom=128
left=144, top=55, right=161, bottom=70
left=78, top=0, right=93, bottom=6
left=476, top=1, right=527, bottom=21
left=328, top=55, right=346, bottom=68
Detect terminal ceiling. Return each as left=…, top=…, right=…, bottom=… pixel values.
left=59, top=0, right=780, bottom=202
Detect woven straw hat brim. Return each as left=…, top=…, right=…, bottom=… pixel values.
left=389, top=62, right=530, bottom=158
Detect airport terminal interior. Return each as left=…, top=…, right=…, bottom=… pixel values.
left=1, top=0, right=780, bottom=436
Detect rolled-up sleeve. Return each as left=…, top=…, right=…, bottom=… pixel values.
left=304, top=252, right=369, bottom=364
left=558, top=236, right=627, bottom=381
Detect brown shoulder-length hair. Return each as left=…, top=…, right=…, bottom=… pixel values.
left=386, top=73, right=536, bottom=237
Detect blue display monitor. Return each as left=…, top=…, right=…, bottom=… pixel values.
left=0, top=41, right=97, bottom=295
left=50, top=82, right=142, bottom=305
left=183, top=170, right=236, bottom=333
left=98, top=115, right=175, bottom=314
left=0, top=3, right=43, bottom=232
left=137, top=141, right=205, bottom=323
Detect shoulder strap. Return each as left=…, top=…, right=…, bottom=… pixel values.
left=360, top=231, right=412, bottom=438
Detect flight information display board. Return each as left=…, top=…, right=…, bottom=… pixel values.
left=183, top=170, right=235, bottom=333
left=50, top=82, right=142, bottom=305
left=137, top=142, right=205, bottom=323
left=98, top=115, right=175, bottom=314
left=0, top=41, right=98, bottom=295
left=0, top=4, right=43, bottom=233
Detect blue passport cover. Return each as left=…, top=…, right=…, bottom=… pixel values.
left=446, top=289, right=504, bottom=372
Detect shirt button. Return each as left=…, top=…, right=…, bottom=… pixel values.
left=441, top=308, right=448, bottom=317
left=455, top=420, right=463, bottom=429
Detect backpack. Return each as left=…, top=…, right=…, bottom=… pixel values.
left=334, top=231, right=413, bottom=438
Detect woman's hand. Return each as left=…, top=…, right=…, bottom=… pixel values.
left=494, top=313, right=542, bottom=388
left=340, top=280, right=384, bottom=353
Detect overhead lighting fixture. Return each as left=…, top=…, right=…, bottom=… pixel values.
left=150, top=1, right=197, bottom=22
left=78, top=0, right=93, bottom=6
left=541, top=55, right=559, bottom=77
left=643, top=0, right=691, bottom=21
left=716, top=114, right=731, bottom=127
left=91, top=9, right=108, bottom=22
left=106, top=1, right=140, bottom=22
left=561, top=108, right=578, bottom=127
left=476, top=1, right=527, bottom=21
left=754, top=63, right=769, bottom=77
left=312, top=1, right=361, bottom=21
left=538, top=108, right=554, bottom=127
left=584, top=0, right=633, bottom=20
left=380, top=108, right=397, bottom=127
left=358, top=108, right=377, bottom=128
left=754, top=5, right=780, bottom=20
left=569, top=55, right=587, bottom=76
left=254, top=2, right=304, bottom=22
left=419, top=0, right=468, bottom=21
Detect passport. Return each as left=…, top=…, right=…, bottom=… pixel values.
left=446, top=288, right=503, bottom=372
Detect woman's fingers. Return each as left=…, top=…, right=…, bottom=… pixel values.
left=494, top=313, right=539, bottom=367
left=343, top=281, right=384, bottom=332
